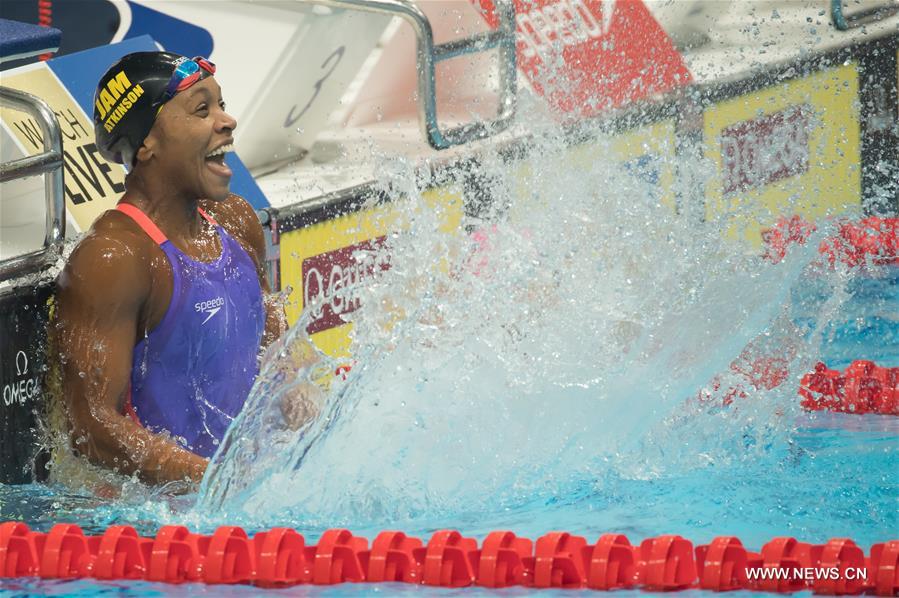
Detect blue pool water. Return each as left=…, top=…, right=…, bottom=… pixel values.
left=1, top=207, right=896, bottom=596
left=2, top=410, right=896, bottom=595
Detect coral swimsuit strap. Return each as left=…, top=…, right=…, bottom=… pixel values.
left=116, top=202, right=219, bottom=245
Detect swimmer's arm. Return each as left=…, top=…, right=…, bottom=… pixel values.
left=56, top=235, right=208, bottom=485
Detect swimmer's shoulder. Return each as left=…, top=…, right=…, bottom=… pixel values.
left=80, top=207, right=159, bottom=265
left=200, top=193, right=265, bottom=261
left=58, top=208, right=156, bottom=303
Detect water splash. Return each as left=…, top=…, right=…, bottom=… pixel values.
left=197, top=122, right=852, bottom=529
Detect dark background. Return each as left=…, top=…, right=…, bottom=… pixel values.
left=1, top=0, right=122, bottom=69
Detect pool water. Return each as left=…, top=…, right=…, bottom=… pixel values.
left=1, top=410, right=896, bottom=595
left=4, top=187, right=897, bottom=576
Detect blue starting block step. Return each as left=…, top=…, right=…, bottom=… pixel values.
left=0, top=18, right=61, bottom=64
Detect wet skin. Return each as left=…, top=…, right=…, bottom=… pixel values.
left=56, top=77, right=286, bottom=485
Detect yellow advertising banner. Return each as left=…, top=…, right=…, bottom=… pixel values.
left=278, top=187, right=463, bottom=358
left=703, top=63, right=861, bottom=247
left=1, top=65, right=126, bottom=233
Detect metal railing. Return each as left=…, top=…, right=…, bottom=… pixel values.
left=831, top=0, right=899, bottom=30
left=0, top=86, right=65, bottom=283
left=307, top=0, right=517, bottom=149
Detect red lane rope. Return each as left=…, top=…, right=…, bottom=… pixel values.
left=752, top=215, right=898, bottom=416
left=704, top=358, right=899, bottom=416
left=763, top=215, right=899, bottom=266
left=801, top=361, right=899, bottom=415
left=1, top=523, right=897, bottom=593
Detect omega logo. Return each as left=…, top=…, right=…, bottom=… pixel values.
left=4, top=350, right=41, bottom=408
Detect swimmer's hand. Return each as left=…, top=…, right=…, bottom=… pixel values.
left=151, top=443, right=209, bottom=486
left=279, top=382, right=323, bottom=430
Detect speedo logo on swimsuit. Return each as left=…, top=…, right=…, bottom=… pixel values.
left=195, top=297, right=225, bottom=325
left=95, top=70, right=145, bottom=133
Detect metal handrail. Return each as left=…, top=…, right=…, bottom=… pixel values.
left=0, top=86, right=66, bottom=283
left=831, top=0, right=899, bottom=30
left=307, top=0, right=517, bottom=149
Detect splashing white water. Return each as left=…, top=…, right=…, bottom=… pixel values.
left=197, top=123, right=850, bottom=526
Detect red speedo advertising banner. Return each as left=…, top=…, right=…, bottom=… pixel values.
left=475, top=0, right=692, bottom=118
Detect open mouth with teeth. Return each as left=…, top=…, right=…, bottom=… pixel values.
left=205, top=143, right=234, bottom=179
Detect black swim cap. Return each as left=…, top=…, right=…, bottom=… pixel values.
left=93, top=51, right=215, bottom=166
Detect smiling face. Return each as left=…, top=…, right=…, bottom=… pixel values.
left=137, top=76, right=237, bottom=202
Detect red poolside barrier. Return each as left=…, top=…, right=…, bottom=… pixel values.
left=2, top=522, right=897, bottom=594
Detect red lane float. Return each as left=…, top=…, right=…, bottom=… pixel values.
left=755, top=214, right=899, bottom=416
left=421, top=530, right=478, bottom=587
left=762, top=215, right=898, bottom=266
left=700, top=358, right=898, bottom=417
left=820, top=218, right=899, bottom=268
left=586, top=533, right=637, bottom=590
left=801, top=361, right=899, bottom=416
left=637, top=535, right=696, bottom=591
left=2, top=522, right=897, bottom=594
left=695, top=536, right=750, bottom=591
left=366, top=530, right=422, bottom=584
left=478, top=530, right=531, bottom=587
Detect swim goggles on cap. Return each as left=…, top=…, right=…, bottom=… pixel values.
left=161, top=56, right=216, bottom=103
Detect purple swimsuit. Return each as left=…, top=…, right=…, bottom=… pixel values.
left=117, top=203, right=264, bottom=458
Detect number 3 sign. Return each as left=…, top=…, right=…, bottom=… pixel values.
left=284, top=46, right=346, bottom=128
